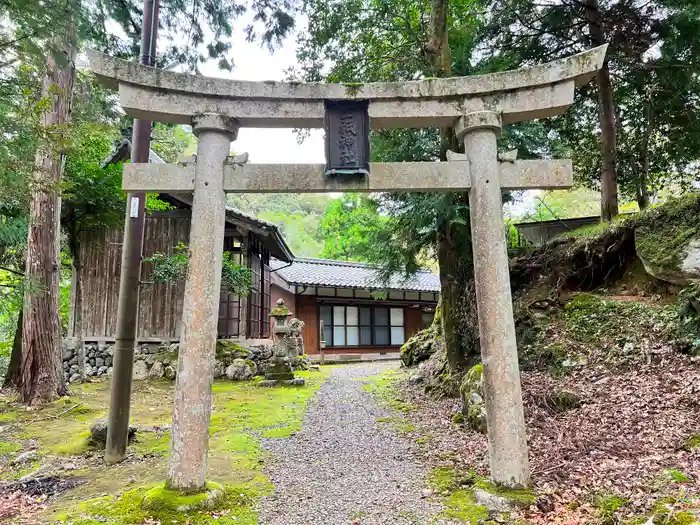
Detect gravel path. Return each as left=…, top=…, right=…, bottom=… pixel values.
left=258, top=362, right=447, bottom=525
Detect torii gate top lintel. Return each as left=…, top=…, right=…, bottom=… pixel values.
left=86, top=45, right=607, bottom=129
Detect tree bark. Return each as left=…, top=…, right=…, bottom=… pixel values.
left=637, top=97, right=653, bottom=210
left=4, top=310, right=23, bottom=388
left=437, top=214, right=480, bottom=376
left=20, top=31, right=76, bottom=405
left=426, top=0, right=479, bottom=375
left=585, top=0, right=619, bottom=220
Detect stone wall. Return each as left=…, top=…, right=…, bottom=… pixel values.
left=62, top=318, right=308, bottom=384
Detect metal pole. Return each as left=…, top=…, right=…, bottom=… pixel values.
left=105, top=0, right=159, bottom=465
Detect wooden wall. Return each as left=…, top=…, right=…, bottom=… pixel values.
left=76, top=212, right=190, bottom=341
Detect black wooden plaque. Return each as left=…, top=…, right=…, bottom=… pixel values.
left=324, top=100, right=370, bottom=177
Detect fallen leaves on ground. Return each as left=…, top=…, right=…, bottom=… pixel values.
left=399, top=352, right=700, bottom=523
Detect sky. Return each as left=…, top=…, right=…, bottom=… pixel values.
left=197, top=23, right=326, bottom=165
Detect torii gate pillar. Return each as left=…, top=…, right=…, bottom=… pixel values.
left=457, top=112, right=530, bottom=488
left=166, top=113, right=238, bottom=491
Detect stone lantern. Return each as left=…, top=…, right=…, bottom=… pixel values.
left=261, top=299, right=305, bottom=386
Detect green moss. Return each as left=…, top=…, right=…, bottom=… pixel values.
left=635, top=193, right=700, bottom=274
left=442, top=489, right=489, bottom=523
left=0, top=441, right=21, bottom=456
left=55, top=482, right=261, bottom=525
left=428, top=466, right=479, bottom=493
left=21, top=368, right=330, bottom=522
left=473, top=480, right=536, bottom=505
left=547, top=390, right=582, bottom=413
left=143, top=481, right=224, bottom=511
left=595, top=493, right=628, bottom=524
left=452, top=413, right=465, bottom=424
left=49, top=430, right=93, bottom=455
left=664, top=469, right=692, bottom=483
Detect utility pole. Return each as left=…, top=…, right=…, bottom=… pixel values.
left=105, top=0, right=159, bottom=465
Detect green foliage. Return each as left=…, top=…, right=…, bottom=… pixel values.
left=318, top=194, right=386, bottom=261
left=227, top=194, right=331, bottom=257
left=595, top=493, right=628, bottom=524
left=144, top=243, right=190, bottom=285
left=145, top=245, right=252, bottom=297
left=478, top=0, right=700, bottom=205
left=221, top=252, right=252, bottom=297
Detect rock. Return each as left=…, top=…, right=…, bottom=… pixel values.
left=84, top=364, right=94, bottom=377
left=89, top=419, right=136, bottom=448
left=309, top=364, right=321, bottom=371
left=148, top=361, right=165, bottom=379
left=285, top=377, right=305, bottom=386
left=400, top=324, right=439, bottom=367
left=164, top=365, right=176, bottom=380
left=225, top=358, right=255, bottom=381
left=257, top=379, right=278, bottom=387
left=88, top=358, right=96, bottom=366
left=95, top=357, right=104, bottom=367
left=11, top=451, right=39, bottom=466
left=69, top=356, right=78, bottom=365
left=421, top=488, right=434, bottom=498
left=460, top=364, right=487, bottom=434
left=213, top=361, right=225, bottom=379
left=106, top=367, right=113, bottom=377
left=635, top=198, right=700, bottom=285
left=145, top=355, right=156, bottom=366
left=473, top=487, right=533, bottom=512
left=63, top=362, right=69, bottom=371
left=216, top=340, right=252, bottom=364
left=408, top=373, right=423, bottom=385
left=105, top=356, right=112, bottom=367
left=88, top=351, right=95, bottom=359
left=62, top=347, right=74, bottom=360
left=69, top=373, right=80, bottom=383
left=291, top=355, right=310, bottom=371
left=132, top=360, right=148, bottom=380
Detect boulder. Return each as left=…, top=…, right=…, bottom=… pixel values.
left=106, top=367, right=113, bottom=377
left=89, top=419, right=136, bottom=449
left=460, top=364, right=487, bottom=434
left=132, top=360, right=148, bottom=380
left=95, top=357, right=104, bottom=367
left=225, top=358, right=255, bottom=381
left=213, top=361, right=225, bottom=379
left=292, top=355, right=310, bottom=371
left=62, top=346, right=74, bottom=361
left=216, top=340, right=251, bottom=365
left=69, top=373, right=80, bottom=384
left=11, top=451, right=39, bottom=466
left=400, top=327, right=438, bottom=367
left=148, top=361, right=165, bottom=379
left=635, top=196, right=700, bottom=285
left=164, top=365, right=176, bottom=380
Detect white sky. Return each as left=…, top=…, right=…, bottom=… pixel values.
left=198, top=25, right=325, bottom=164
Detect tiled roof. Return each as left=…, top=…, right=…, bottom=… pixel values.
left=271, top=257, right=441, bottom=292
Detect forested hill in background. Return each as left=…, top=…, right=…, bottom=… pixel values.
left=227, top=194, right=332, bottom=258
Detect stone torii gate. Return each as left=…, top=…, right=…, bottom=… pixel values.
left=88, top=45, right=606, bottom=493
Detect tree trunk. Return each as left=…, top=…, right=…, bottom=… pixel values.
left=585, top=0, right=619, bottom=220
left=4, top=310, right=23, bottom=388
left=20, top=32, right=76, bottom=405
left=426, top=0, right=479, bottom=375
left=437, top=218, right=480, bottom=375
left=637, top=97, right=653, bottom=210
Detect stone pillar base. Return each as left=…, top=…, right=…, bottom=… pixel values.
left=264, top=357, right=295, bottom=381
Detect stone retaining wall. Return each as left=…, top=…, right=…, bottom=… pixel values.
left=62, top=338, right=308, bottom=384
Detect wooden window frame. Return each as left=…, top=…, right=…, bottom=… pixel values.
left=320, top=303, right=405, bottom=348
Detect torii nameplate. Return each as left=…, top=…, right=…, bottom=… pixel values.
left=86, top=46, right=606, bottom=129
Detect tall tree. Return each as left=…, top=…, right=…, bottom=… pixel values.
left=21, top=23, right=77, bottom=403
left=296, top=0, right=485, bottom=386
left=477, top=0, right=700, bottom=212
left=318, top=195, right=385, bottom=261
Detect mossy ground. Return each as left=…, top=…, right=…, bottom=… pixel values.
left=0, top=367, right=329, bottom=524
